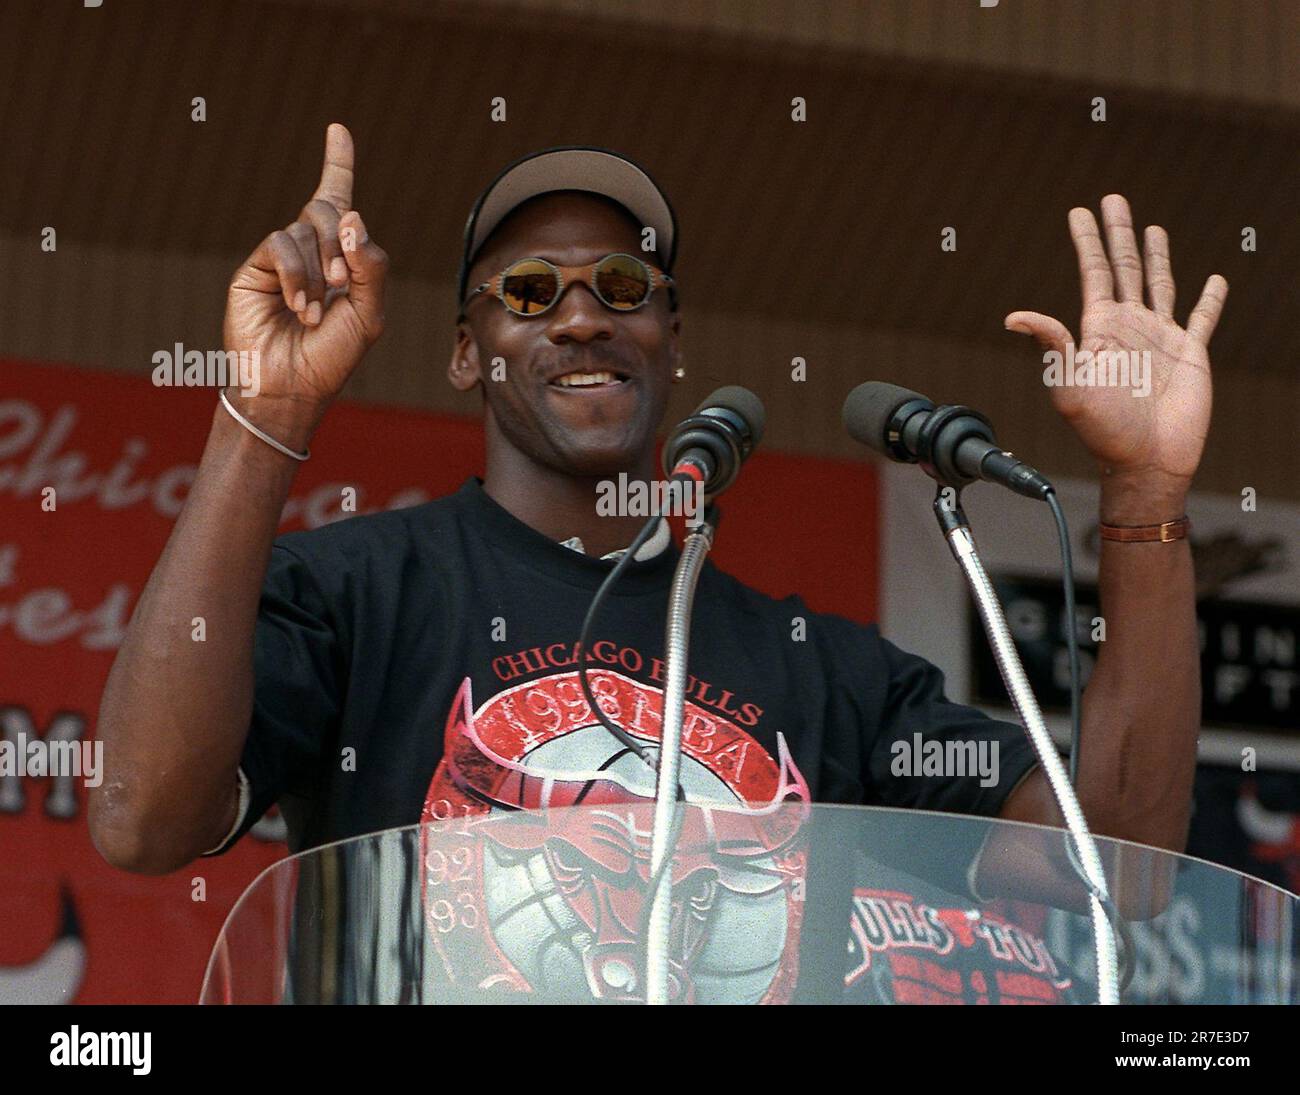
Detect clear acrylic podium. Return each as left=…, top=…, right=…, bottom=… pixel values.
left=200, top=803, right=1299, bottom=1004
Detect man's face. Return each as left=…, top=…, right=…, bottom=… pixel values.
left=451, top=192, right=681, bottom=478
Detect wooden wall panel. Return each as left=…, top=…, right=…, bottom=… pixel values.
left=441, top=0, right=1300, bottom=107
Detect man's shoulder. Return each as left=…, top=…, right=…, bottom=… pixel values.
left=703, top=562, right=882, bottom=647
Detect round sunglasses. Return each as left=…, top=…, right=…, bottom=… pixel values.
left=463, top=253, right=675, bottom=318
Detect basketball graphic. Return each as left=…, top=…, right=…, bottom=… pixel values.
left=421, top=669, right=810, bottom=1003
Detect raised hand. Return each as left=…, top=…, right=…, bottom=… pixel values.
left=223, top=123, right=389, bottom=446
left=1005, top=194, right=1227, bottom=500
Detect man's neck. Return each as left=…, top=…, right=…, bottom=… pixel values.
left=483, top=449, right=659, bottom=559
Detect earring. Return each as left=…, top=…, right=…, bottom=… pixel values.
left=673, top=367, right=686, bottom=381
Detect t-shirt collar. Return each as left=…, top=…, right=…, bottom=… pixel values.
left=559, top=516, right=671, bottom=562
left=455, top=478, right=680, bottom=593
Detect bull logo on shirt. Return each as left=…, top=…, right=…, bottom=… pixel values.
left=421, top=670, right=810, bottom=1003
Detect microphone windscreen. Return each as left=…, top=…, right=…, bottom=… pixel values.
left=696, top=385, right=766, bottom=447
left=841, top=382, right=925, bottom=451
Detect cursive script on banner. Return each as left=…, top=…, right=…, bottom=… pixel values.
left=0, top=399, right=431, bottom=527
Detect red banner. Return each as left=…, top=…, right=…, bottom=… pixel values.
left=0, top=357, right=877, bottom=1003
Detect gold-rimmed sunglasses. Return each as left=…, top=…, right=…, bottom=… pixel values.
left=462, top=253, right=675, bottom=318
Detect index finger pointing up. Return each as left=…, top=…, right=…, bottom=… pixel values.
left=312, top=122, right=355, bottom=212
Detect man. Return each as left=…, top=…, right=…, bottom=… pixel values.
left=91, top=123, right=1225, bottom=904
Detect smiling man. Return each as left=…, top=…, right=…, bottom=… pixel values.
left=91, top=121, right=1226, bottom=957
left=447, top=180, right=684, bottom=559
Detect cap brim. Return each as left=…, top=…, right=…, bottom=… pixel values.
left=458, top=146, right=677, bottom=305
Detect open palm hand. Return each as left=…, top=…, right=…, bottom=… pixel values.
left=1006, top=195, right=1227, bottom=496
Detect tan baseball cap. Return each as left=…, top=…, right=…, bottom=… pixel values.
left=456, top=145, right=678, bottom=313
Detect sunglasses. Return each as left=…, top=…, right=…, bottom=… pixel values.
left=462, top=253, right=675, bottom=318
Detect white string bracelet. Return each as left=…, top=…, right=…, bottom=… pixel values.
left=219, top=389, right=311, bottom=461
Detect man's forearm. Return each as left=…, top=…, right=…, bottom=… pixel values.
left=1073, top=471, right=1201, bottom=851
left=90, top=397, right=312, bottom=872
left=988, top=471, right=1200, bottom=910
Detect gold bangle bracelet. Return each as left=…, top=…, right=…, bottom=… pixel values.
left=1098, top=515, right=1190, bottom=543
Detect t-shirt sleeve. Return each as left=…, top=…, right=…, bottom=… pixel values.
left=865, top=631, right=1038, bottom=820
left=201, top=542, right=342, bottom=856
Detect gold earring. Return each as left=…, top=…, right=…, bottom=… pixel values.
left=673, top=367, right=686, bottom=381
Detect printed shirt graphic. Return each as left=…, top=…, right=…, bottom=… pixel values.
left=217, top=477, right=1041, bottom=1002
left=422, top=669, right=810, bottom=1003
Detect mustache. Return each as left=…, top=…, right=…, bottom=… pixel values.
left=536, top=348, right=639, bottom=378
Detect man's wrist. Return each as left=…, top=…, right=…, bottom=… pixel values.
left=1098, top=466, right=1190, bottom=526
left=220, top=386, right=325, bottom=455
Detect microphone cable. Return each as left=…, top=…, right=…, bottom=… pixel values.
left=1044, top=490, right=1084, bottom=787
left=576, top=509, right=662, bottom=770
left=575, top=470, right=701, bottom=776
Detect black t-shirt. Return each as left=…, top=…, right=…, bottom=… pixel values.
left=205, top=477, right=1057, bottom=1002
left=207, top=476, right=1036, bottom=859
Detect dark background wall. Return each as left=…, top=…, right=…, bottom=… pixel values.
left=3, top=0, right=1297, bottom=501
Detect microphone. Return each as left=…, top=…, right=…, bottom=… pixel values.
left=842, top=382, right=1053, bottom=499
left=662, top=386, right=765, bottom=498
